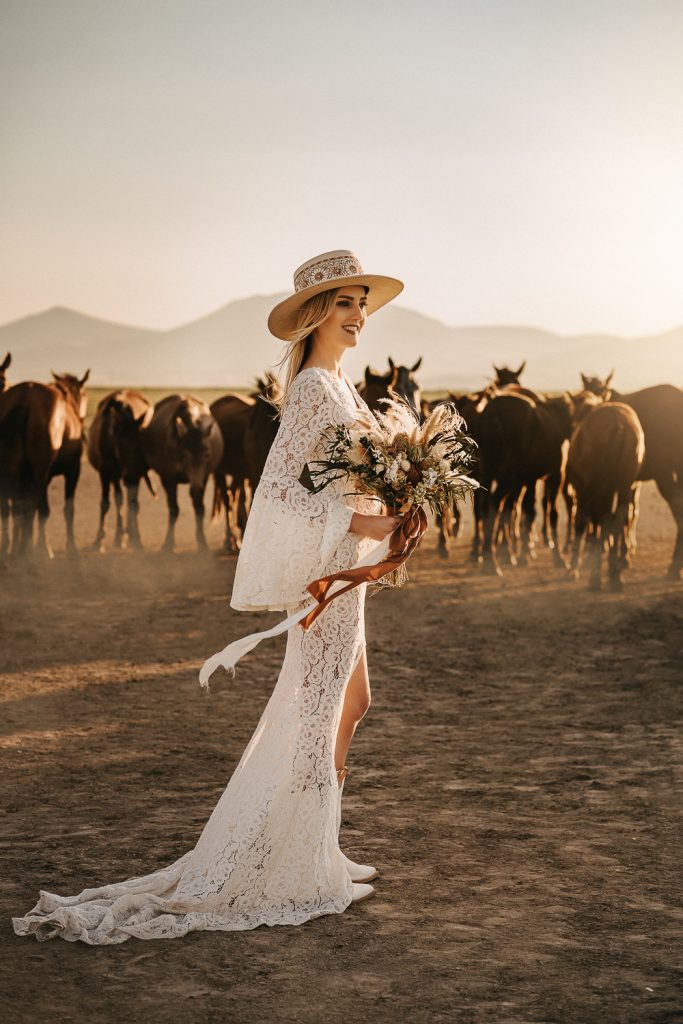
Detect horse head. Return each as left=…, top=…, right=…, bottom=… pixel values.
left=580, top=371, right=614, bottom=399
left=51, top=369, right=90, bottom=420
left=387, top=356, right=422, bottom=416
left=493, top=361, right=526, bottom=387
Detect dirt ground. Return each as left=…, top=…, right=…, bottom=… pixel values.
left=1, top=462, right=681, bottom=1024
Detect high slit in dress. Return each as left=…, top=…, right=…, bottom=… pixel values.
left=12, top=366, right=378, bottom=943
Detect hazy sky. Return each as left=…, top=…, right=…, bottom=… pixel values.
left=2, top=0, right=682, bottom=335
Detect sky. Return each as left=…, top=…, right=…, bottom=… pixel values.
left=2, top=0, right=682, bottom=336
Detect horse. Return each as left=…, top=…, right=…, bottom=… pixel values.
left=477, top=392, right=573, bottom=575
left=0, top=370, right=89, bottom=558
left=140, top=395, right=223, bottom=552
left=357, top=357, right=423, bottom=417
left=566, top=402, right=645, bottom=591
left=87, top=390, right=156, bottom=551
left=428, top=387, right=491, bottom=559
left=211, top=373, right=282, bottom=552
left=493, top=361, right=526, bottom=387
left=492, top=360, right=546, bottom=404
left=579, top=373, right=683, bottom=579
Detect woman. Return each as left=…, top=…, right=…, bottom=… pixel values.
left=12, top=249, right=404, bottom=943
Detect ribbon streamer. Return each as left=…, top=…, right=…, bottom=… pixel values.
left=198, top=506, right=428, bottom=692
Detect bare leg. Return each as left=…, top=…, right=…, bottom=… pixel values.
left=334, top=645, right=371, bottom=773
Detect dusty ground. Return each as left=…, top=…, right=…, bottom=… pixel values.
left=0, top=462, right=681, bottom=1024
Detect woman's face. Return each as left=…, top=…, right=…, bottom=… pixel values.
left=314, top=285, right=368, bottom=351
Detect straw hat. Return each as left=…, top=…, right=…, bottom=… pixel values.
left=267, top=249, right=404, bottom=341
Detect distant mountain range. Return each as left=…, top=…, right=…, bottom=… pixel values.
left=0, top=297, right=681, bottom=393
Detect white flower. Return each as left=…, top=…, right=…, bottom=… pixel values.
left=400, top=458, right=411, bottom=472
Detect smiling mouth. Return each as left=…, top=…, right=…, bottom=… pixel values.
left=342, top=326, right=359, bottom=335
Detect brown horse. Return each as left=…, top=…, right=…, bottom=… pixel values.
left=0, top=370, right=89, bottom=557
left=357, top=357, right=423, bottom=417
left=579, top=373, right=683, bottom=579
left=87, top=390, right=156, bottom=551
left=428, top=387, right=491, bottom=559
left=211, top=373, right=282, bottom=552
left=140, top=395, right=223, bottom=552
left=477, top=392, right=573, bottom=574
left=493, top=361, right=526, bottom=387
left=567, top=403, right=644, bottom=591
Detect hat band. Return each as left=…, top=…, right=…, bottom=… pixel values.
left=293, top=254, right=364, bottom=293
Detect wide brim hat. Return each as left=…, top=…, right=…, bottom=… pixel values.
left=268, top=249, right=404, bottom=341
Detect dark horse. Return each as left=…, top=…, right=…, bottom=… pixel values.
left=87, top=390, right=156, bottom=551
left=428, top=387, right=491, bottom=559
left=580, top=372, right=683, bottom=579
left=0, top=371, right=89, bottom=557
left=140, top=394, right=223, bottom=552
left=567, top=402, right=644, bottom=591
left=211, top=373, right=282, bottom=552
left=357, top=357, right=423, bottom=417
left=477, top=392, right=573, bottom=575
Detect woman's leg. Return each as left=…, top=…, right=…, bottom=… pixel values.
left=334, top=645, right=371, bottom=772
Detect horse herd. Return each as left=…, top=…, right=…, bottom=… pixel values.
left=0, top=349, right=681, bottom=592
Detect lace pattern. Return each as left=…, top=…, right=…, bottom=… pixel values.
left=12, top=368, right=377, bottom=943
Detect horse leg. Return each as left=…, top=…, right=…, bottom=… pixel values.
left=569, top=501, right=589, bottom=580
left=0, top=485, right=10, bottom=558
left=516, top=485, right=537, bottom=566
left=125, top=481, right=143, bottom=549
left=562, top=480, right=575, bottom=553
left=35, top=481, right=54, bottom=559
left=63, top=463, right=81, bottom=557
left=587, top=523, right=603, bottom=591
left=111, top=478, right=124, bottom=548
left=626, top=482, right=641, bottom=564
left=497, top=492, right=518, bottom=567
left=191, top=481, right=208, bottom=550
left=161, top=479, right=179, bottom=552
left=91, top=473, right=110, bottom=551
left=608, top=493, right=630, bottom=593
left=655, top=475, right=683, bottom=580
left=544, top=473, right=566, bottom=568
left=470, top=487, right=484, bottom=563
left=481, top=486, right=503, bottom=576
left=237, top=480, right=249, bottom=534
left=436, top=506, right=452, bottom=560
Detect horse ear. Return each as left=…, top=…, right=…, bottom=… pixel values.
left=51, top=369, right=59, bottom=381
left=580, top=373, right=589, bottom=388
left=517, top=361, right=526, bottom=376
left=0, top=352, right=10, bottom=371
left=364, top=365, right=372, bottom=383
left=80, top=369, right=90, bottom=386
left=411, top=356, right=422, bottom=372
left=388, top=356, right=395, bottom=370
left=564, top=390, right=574, bottom=409
left=605, top=370, right=614, bottom=387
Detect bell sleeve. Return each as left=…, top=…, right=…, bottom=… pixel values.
left=230, top=371, right=356, bottom=611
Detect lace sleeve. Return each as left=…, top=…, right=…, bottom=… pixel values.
left=230, top=371, right=356, bottom=611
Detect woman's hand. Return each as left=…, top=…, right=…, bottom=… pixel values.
left=349, top=512, right=403, bottom=541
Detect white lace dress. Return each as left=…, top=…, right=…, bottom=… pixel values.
left=12, top=367, right=378, bottom=944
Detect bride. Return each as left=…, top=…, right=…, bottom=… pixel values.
left=12, top=249, right=405, bottom=943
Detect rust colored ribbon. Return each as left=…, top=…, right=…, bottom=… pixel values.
left=299, top=505, right=429, bottom=631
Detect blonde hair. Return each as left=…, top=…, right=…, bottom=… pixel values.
left=269, top=288, right=340, bottom=413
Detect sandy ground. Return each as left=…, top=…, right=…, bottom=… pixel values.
left=0, top=462, right=681, bottom=1024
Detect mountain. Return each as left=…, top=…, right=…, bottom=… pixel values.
left=0, top=299, right=681, bottom=393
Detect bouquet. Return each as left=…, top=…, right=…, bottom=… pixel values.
left=308, top=397, right=479, bottom=587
